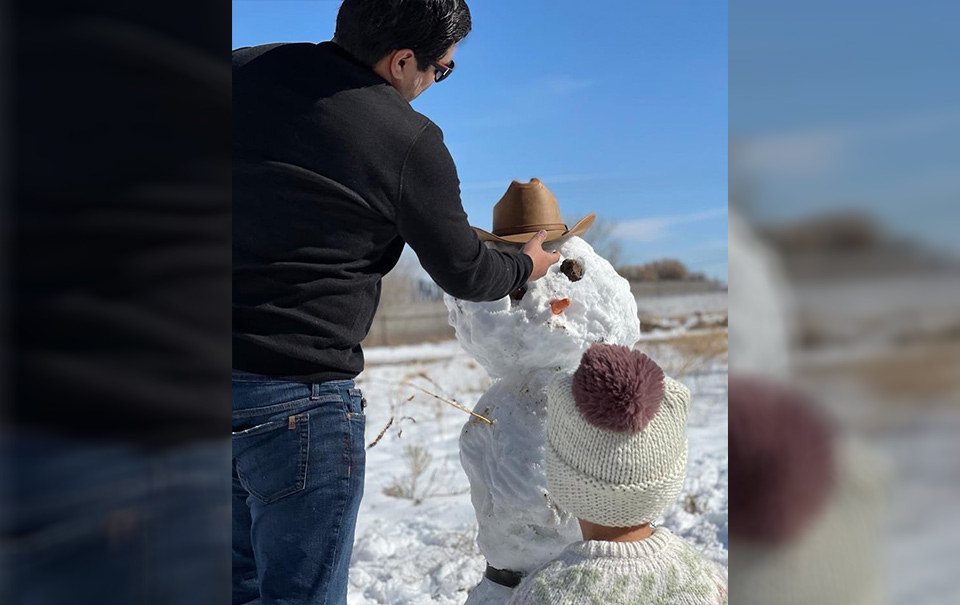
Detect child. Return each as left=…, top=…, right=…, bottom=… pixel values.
left=509, top=344, right=727, bottom=604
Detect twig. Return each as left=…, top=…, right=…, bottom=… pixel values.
left=399, top=381, right=493, bottom=424
left=415, top=372, right=446, bottom=392
left=367, top=417, right=394, bottom=449
left=397, top=416, right=417, bottom=439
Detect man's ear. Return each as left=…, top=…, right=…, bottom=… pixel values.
left=390, top=48, right=417, bottom=79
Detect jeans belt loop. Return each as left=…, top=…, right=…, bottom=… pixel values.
left=310, top=383, right=320, bottom=400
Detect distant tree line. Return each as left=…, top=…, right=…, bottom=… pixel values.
left=616, top=259, right=709, bottom=282
left=567, top=215, right=712, bottom=282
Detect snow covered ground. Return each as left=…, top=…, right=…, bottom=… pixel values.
left=348, top=337, right=728, bottom=605
left=636, top=291, right=728, bottom=317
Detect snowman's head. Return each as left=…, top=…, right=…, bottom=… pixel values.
left=444, top=237, right=640, bottom=378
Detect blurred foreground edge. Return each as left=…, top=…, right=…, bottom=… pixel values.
left=2, top=2, right=232, bottom=604
left=729, top=1, right=960, bottom=601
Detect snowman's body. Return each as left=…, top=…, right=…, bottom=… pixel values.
left=444, top=237, right=640, bottom=605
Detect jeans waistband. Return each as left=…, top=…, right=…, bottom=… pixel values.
left=232, top=374, right=360, bottom=414
left=231, top=372, right=354, bottom=388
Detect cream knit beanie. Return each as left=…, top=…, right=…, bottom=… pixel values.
left=545, top=344, right=691, bottom=527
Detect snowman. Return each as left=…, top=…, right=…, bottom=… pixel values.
left=444, top=179, right=641, bottom=605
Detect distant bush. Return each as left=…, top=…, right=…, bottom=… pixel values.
left=651, top=259, right=688, bottom=280
left=618, top=264, right=659, bottom=281
left=618, top=258, right=692, bottom=281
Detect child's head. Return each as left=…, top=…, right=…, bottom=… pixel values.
left=545, top=344, right=691, bottom=528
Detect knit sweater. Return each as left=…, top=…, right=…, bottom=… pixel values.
left=508, top=528, right=727, bottom=605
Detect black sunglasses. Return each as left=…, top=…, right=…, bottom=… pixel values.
left=431, top=59, right=455, bottom=83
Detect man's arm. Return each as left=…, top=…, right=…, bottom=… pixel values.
left=395, top=122, right=535, bottom=302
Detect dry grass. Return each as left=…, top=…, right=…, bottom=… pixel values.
left=382, top=444, right=469, bottom=505
left=365, top=365, right=491, bottom=449
left=682, top=493, right=701, bottom=514
left=679, top=470, right=713, bottom=515
left=643, top=330, right=728, bottom=379
left=667, top=330, right=729, bottom=359
left=797, top=342, right=960, bottom=403
left=640, top=312, right=727, bottom=334
left=791, top=343, right=960, bottom=434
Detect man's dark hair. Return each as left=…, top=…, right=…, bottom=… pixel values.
left=334, top=0, right=472, bottom=70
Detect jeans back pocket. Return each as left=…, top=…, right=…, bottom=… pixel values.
left=232, top=412, right=309, bottom=504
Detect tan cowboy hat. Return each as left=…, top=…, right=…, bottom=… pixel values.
left=472, top=178, right=596, bottom=244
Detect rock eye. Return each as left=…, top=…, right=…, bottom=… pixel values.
left=560, top=259, right=583, bottom=282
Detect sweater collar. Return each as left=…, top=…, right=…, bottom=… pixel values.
left=317, top=41, right=390, bottom=86
left=566, top=527, right=676, bottom=560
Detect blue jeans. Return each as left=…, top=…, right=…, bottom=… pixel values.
left=232, top=375, right=366, bottom=605
left=0, top=430, right=231, bottom=605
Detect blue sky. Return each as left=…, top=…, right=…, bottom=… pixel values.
left=729, top=0, right=960, bottom=259
left=233, top=0, right=729, bottom=280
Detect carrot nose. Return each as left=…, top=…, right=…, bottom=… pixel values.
left=550, top=298, right=571, bottom=315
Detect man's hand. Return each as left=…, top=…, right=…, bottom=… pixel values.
left=521, top=230, right=561, bottom=282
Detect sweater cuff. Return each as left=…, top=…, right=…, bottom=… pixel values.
left=518, top=252, right=534, bottom=284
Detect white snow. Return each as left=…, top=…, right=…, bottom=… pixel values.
left=444, top=237, right=642, bottom=604
left=349, top=341, right=728, bottom=604
left=364, top=341, right=466, bottom=366
left=347, top=236, right=727, bottom=604
left=653, top=345, right=729, bottom=565
left=443, top=237, right=641, bottom=377
left=457, top=371, right=581, bottom=577
left=636, top=291, right=728, bottom=317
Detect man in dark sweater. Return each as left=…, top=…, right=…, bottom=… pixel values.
left=232, top=1, right=559, bottom=603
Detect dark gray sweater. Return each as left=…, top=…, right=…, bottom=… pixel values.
left=233, top=42, right=531, bottom=382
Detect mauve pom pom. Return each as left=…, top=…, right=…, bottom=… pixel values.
left=571, top=344, right=665, bottom=433
left=729, top=375, right=836, bottom=545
